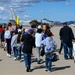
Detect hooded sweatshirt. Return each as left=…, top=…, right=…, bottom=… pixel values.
left=41, top=37, right=57, bottom=53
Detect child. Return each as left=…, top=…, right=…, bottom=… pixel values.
left=41, top=31, right=57, bottom=72
left=11, top=31, right=18, bottom=60
left=35, top=28, right=43, bottom=64
left=21, top=28, right=35, bottom=72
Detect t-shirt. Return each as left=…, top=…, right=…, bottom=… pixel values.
left=35, top=33, right=43, bottom=47
left=4, top=30, right=11, bottom=39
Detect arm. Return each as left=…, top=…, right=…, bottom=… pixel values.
left=21, top=34, right=25, bottom=42
left=69, top=28, right=74, bottom=40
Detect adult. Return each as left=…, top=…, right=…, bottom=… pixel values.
left=59, top=22, right=74, bottom=59
left=42, top=23, right=54, bottom=39
left=0, top=25, right=3, bottom=46
left=4, top=27, right=11, bottom=57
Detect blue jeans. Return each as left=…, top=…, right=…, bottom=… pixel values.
left=13, top=47, right=18, bottom=58
left=63, top=43, right=72, bottom=59
left=18, top=47, right=21, bottom=59
left=24, top=53, right=31, bottom=69
left=45, top=54, right=52, bottom=71
left=59, top=41, right=63, bottom=53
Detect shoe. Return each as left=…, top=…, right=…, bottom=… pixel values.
left=7, top=54, right=11, bottom=57
left=65, top=58, right=68, bottom=60
left=14, top=57, right=17, bottom=60
left=48, top=70, right=51, bottom=72
left=58, top=51, right=61, bottom=54
left=45, top=68, right=48, bottom=71
left=7, top=54, right=9, bottom=56
left=4, top=49, right=5, bottom=51
left=29, top=69, right=32, bottom=72
left=26, top=67, right=29, bottom=72
left=37, top=61, right=41, bottom=64
left=70, top=56, right=73, bottom=59
left=17, top=57, right=21, bottom=60
left=8, top=54, right=11, bottom=58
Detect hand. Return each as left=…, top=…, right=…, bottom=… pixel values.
left=73, top=40, right=75, bottom=42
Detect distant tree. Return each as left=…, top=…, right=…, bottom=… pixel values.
left=29, top=19, right=41, bottom=28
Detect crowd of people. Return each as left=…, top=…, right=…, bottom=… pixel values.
left=0, top=22, right=75, bottom=72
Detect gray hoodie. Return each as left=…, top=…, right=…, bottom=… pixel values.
left=41, top=37, right=57, bottom=53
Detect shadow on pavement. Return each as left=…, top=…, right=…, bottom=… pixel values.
left=0, top=59, right=2, bottom=62
left=32, top=65, right=45, bottom=71
left=52, top=66, right=71, bottom=72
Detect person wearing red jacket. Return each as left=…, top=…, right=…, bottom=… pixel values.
left=0, top=25, right=3, bottom=46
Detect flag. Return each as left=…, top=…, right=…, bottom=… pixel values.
left=16, top=16, right=20, bottom=25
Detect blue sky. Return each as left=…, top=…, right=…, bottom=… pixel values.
left=0, top=0, right=75, bottom=23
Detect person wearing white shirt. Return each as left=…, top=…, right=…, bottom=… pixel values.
left=35, top=28, right=43, bottom=64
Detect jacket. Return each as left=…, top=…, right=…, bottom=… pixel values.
left=59, top=26, right=74, bottom=47
left=21, top=34, right=35, bottom=53
left=41, top=37, right=57, bottom=53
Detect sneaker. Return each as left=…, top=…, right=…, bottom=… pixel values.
left=7, top=54, right=9, bottom=56
left=26, top=67, right=29, bottom=72
left=70, top=56, right=73, bottom=59
left=48, top=70, right=51, bottom=72
left=8, top=54, right=11, bottom=58
left=14, top=57, right=17, bottom=60
left=45, top=68, right=48, bottom=71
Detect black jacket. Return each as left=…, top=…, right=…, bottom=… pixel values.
left=21, top=34, right=35, bottom=53
left=59, top=26, right=74, bottom=47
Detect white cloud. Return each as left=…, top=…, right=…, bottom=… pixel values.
left=2, top=16, right=8, bottom=20
left=28, top=0, right=40, bottom=3
left=0, top=0, right=11, bottom=4
left=41, top=10, right=45, bottom=14
left=0, top=0, right=67, bottom=11
left=43, top=0, right=67, bottom=2
left=0, top=6, right=4, bottom=11
left=23, top=14, right=32, bottom=18
left=0, top=16, right=8, bottom=20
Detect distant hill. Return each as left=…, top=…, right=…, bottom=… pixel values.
left=66, top=21, right=75, bottom=24
left=54, top=21, right=75, bottom=25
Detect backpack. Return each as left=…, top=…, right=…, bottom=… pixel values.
left=4, top=30, right=11, bottom=39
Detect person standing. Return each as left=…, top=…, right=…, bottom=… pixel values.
left=11, top=31, right=18, bottom=60
left=4, top=27, right=11, bottom=57
left=59, top=22, right=74, bottom=59
left=41, top=31, right=57, bottom=72
left=35, top=28, right=43, bottom=64
left=0, top=25, right=3, bottom=47
left=21, top=28, right=35, bottom=72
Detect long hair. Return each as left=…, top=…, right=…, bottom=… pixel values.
left=17, top=32, right=22, bottom=43
left=37, top=29, right=42, bottom=33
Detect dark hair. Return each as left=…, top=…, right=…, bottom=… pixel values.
left=37, top=29, right=42, bottom=33
left=19, top=25, right=23, bottom=29
left=8, top=22, right=12, bottom=26
left=0, top=25, right=2, bottom=28
left=45, top=29, right=52, bottom=37
left=63, top=22, right=67, bottom=25
left=17, top=32, right=22, bottom=43
left=42, top=23, right=50, bottom=29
